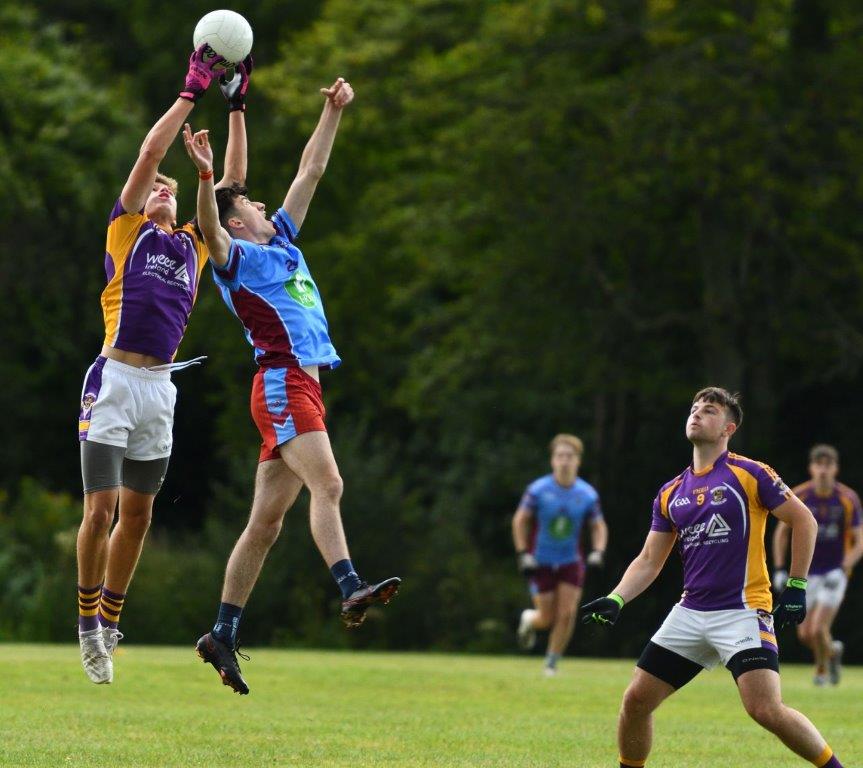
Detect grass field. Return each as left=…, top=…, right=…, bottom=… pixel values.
left=1, top=645, right=859, bottom=767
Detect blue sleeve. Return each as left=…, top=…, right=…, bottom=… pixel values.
left=589, top=496, right=603, bottom=522
left=272, top=208, right=300, bottom=243
left=212, top=240, right=246, bottom=291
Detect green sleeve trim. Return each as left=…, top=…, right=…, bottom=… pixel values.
left=608, top=593, right=625, bottom=608
left=787, top=577, right=808, bottom=589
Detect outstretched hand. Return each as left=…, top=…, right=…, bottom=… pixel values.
left=320, top=77, right=354, bottom=109
left=180, top=43, right=226, bottom=103
left=183, top=123, right=214, bottom=172
left=220, top=55, right=253, bottom=112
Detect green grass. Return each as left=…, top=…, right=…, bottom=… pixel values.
left=1, top=645, right=859, bottom=767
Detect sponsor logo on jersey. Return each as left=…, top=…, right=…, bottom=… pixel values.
left=705, top=513, right=731, bottom=537
left=672, top=496, right=691, bottom=508
left=285, top=271, right=317, bottom=308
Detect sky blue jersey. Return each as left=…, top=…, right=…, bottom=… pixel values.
left=520, top=474, right=603, bottom=566
left=212, top=208, right=341, bottom=370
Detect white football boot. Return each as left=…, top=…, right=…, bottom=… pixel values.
left=102, top=626, right=124, bottom=659
left=79, top=628, right=113, bottom=684
left=517, top=609, right=538, bottom=650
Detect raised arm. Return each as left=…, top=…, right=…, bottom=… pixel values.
left=120, top=46, right=224, bottom=213
left=183, top=124, right=231, bottom=267
left=216, top=56, right=252, bottom=189
left=282, top=78, right=354, bottom=229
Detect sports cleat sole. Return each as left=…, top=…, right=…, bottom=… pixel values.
left=195, top=636, right=250, bottom=695
left=341, top=577, right=401, bottom=628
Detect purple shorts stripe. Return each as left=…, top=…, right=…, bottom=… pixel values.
left=79, top=356, right=107, bottom=440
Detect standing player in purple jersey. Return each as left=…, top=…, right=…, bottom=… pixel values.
left=75, top=46, right=253, bottom=685
left=183, top=78, right=399, bottom=695
left=582, top=388, right=846, bottom=768
left=773, top=444, right=863, bottom=686
left=512, top=434, right=607, bottom=676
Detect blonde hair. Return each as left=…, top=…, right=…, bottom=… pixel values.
left=549, top=433, right=584, bottom=457
left=155, top=172, right=178, bottom=196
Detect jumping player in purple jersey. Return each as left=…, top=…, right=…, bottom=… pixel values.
left=75, top=46, right=252, bottom=685
left=773, top=444, right=863, bottom=686
left=582, top=388, right=846, bottom=768
left=512, top=434, right=608, bottom=676
left=183, top=78, right=399, bottom=695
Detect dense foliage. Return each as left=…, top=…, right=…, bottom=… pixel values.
left=3, top=0, right=863, bottom=659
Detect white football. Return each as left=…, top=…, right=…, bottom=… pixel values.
left=193, top=10, right=253, bottom=67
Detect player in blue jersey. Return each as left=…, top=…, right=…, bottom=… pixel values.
left=512, top=434, right=608, bottom=675
left=184, top=77, right=399, bottom=694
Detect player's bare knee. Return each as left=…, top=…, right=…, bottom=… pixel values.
left=246, top=517, right=283, bottom=547
left=797, top=624, right=813, bottom=645
left=313, top=472, right=343, bottom=504
left=82, top=503, right=114, bottom=535
left=534, top=608, right=554, bottom=629
left=621, top=683, right=658, bottom=718
left=742, top=696, right=782, bottom=731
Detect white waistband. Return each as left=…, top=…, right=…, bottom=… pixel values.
left=102, top=356, right=206, bottom=380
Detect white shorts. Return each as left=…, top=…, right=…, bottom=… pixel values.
left=807, top=568, right=848, bottom=609
left=78, top=356, right=177, bottom=460
left=651, top=604, right=778, bottom=670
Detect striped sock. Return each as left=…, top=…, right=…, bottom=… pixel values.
left=78, top=584, right=102, bottom=633
left=619, top=758, right=646, bottom=768
left=98, top=587, right=126, bottom=629
left=813, top=746, right=842, bottom=768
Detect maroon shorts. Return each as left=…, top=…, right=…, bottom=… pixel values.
left=530, top=561, right=585, bottom=594
left=251, top=367, right=327, bottom=463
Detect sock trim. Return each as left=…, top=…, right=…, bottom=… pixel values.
left=814, top=746, right=833, bottom=767
left=620, top=758, right=646, bottom=767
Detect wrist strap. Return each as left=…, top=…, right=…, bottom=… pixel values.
left=608, top=592, right=625, bottom=608
left=787, top=577, right=807, bottom=589
left=198, top=169, right=214, bottom=181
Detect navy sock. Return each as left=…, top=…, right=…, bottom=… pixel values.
left=330, top=559, right=362, bottom=598
left=212, top=602, right=243, bottom=646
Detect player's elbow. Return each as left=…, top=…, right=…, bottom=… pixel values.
left=138, top=144, right=166, bottom=165
left=302, top=162, right=327, bottom=181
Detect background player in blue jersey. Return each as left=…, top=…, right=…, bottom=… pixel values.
left=184, top=78, right=399, bottom=694
left=512, top=434, right=608, bottom=675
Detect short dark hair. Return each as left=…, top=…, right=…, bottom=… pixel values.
left=692, top=387, right=743, bottom=427
left=215, top=182, right=248, bottom=229
left=809, top=444, right=839, bottom=464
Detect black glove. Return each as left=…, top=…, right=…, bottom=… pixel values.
left=219, top=55, right=253, bottom=112
left=772, top=577, right=807, bottom=629
left=516, top=551, right=538, bottom=577
left=581, top=593, right=624, bottom=626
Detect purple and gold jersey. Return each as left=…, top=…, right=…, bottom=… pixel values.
left=520, top=474, right=603, bottom=567
left=652, top=452, right=792, bottom=612
left=101, top=200, right=209, bottom=361
left=793, top=481, right=862, bottom=575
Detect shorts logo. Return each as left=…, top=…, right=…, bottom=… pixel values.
left=710, top=487, right=726, bottom=506
left=734, top=635, right=754, bottom=645
left=285, top=271, right=317, bottom=308
left=705, top=513, right=731, bottom=537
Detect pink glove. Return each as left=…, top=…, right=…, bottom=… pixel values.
left=179, top=44, right=226, bottom=103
